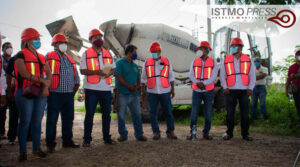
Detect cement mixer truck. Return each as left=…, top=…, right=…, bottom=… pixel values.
left=46, top=16, right=273, bottom=120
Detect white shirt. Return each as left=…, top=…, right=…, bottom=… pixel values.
left=0, top=56, right=7, bottom=95
left=141, top=58, right=175, bottom=94
left=255, top=65, right=268, bottom=86
left=80, top=51, right=116, bottom=91
left=189, top=57, right=218, bottom=92
left=220, top=55, right=256, bottom=90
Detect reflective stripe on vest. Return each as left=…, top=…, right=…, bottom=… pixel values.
left=86, top=47, right=112, bottom=85
left=145, top=56, right=170, bottom=89
left=21, top=48, right=46, bottom=91
left=224, top=54, right=251, bottom=87
left=47, top=51, right=76, bottom=89
left=191, top=57, right=215, bottom=91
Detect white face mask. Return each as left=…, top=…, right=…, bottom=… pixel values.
left=196, top=50, right=203, bottom=57
left=59, top=43, right=68, bottom=53
left=297, top=56, right=300, bottom=61
left=5, top=48, right=13, bottom=55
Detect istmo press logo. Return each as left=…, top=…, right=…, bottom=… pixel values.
left=211, top=6, right=297, bottom=28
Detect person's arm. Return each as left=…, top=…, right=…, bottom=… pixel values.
left=74, top=67, right=80, bottom=94
left=115, top=75, right=135, bottom=92
left=203, top=60, right=219, bottom=86
left=247, top=60, right=256, bottom=91
left=220, top=60, right=227, bottom=89
left=15, top=58, right=46, bottom=84
left=256, top=67, right=267, bottom=80
left=286, top=66, right=292, bottom=97
left=141, top=63, right=147, bottom=95
left=169, top=65, right=175, bottom=98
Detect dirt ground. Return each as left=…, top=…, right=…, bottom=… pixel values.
left=1, top=112, right=300, bottom=167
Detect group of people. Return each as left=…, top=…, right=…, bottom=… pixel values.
left=0, top=27, right=299, bottom=163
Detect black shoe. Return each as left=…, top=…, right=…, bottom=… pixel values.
left=104, top=139, right=117, bottom=145
left=137, top=135, right=147, bottom=142
left=47, top=146, right=55, bottom=153
left=18, top=152, right=27, bottom=162
left=8, top=139, right=15, bottom=145
left=243, top=136, right=253, bottom=141
left=63, top=141, right=80, bottom=148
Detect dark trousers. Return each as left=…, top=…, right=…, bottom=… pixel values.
left=83, top=89, right=112, bottom=143
left=46, top=92, right=75, bottom=147
left=225, top=90, right=250, bottom=137
left=7, top=98, right=19, bottom=141
left=0, top=105, right=7, bottom=135
left=293, top=91, right=300, bottom=125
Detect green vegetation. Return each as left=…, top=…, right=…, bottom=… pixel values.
left=173, top=84, right=300, bottom=136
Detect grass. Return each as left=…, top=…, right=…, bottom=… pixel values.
left=173, top=84, right=300, bottom=136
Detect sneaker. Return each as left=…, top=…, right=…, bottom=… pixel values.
left=63, top=141, right=80, bottom=148
left=203, top=134, right=213, bottom=140
left=153, top=133, right=161, bottom=140
left=137, top=135, right=147, bottom=142
left=18, top=152, right=27, bottom=162
left=167, top=131, right=178, bottom=140
left=32, top=149, right=47, bottom=158
left=117, top=136, right=127, bottom=142
left=222, top=133, right=233, bottom=140
left=243, top=136, right=254, bottom=141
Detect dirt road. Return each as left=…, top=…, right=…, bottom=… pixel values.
left=1, top=112, right=300, bottom=167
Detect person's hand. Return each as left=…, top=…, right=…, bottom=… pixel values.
left=41, top=79, right=51, bottom=88
left=197, top=82, right=205, bottom=90
left=224, top=88, right=230, bottom=95
left=73, top=84, right=79, bottom=94
left=0, top=95, right=6, bottom=107
left=290, top=73, right=295, bottom=79
left=246, top=89, right=253, bottom=97
left=171, top=88, right=175, bottom=98
left=42, top=88, right=49, bottom=97
left=128, top=84, right=136, bottom=92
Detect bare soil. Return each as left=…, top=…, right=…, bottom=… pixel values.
left=0, top=112, right=300, bottom=167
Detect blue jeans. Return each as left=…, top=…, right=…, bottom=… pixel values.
left=251, top=85, right=267, bottom=119
left=46, top=92, right=75, bottom=147
left=147, top=93, right=175, bottom=134
left=83, top=89, right=112, bottom=143
left=190, top=90, right=214, bottom=135
left=117, top=93, right=144, bottom=139
left=15, top=88, right=47, bottom=152
left=225, top=90, right=250, bottom=137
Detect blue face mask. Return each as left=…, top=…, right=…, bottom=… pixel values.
left=230, top=46, right=238, bottom=54
left=254, top=62, right=260, bottom=67
left=151, top=53, right=158, bottom=59
left=32, top=40, right=41, bottom=50
left=131, top=53, right=138, bottom=60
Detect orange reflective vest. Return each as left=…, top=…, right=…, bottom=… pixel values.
left=86, top=47, right=112, bottom=84
left=47, top=51, right=76, bottom=89
left=191, top=57, right=215, bottom=91
left=15, top=48, right=46, bottom=91
left=145, top=56, right=170, bottom=89
left=224, top=54, right=251, bottom=87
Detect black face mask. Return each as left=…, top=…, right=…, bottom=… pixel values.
left=93, top=39, right=103, bottom=47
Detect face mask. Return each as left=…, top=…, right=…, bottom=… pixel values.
left=32, top=40, right=41, bottom=50
left=59, top=43, right=68, bottom=53
left=297, top=56, right=300, bottom=61
left=131, top=53, right=137, bottom=60
left=230, top=46, right=238, bottom=54
left=254, top=62, right=260, bottom=67
left=93, top=39, right=103, bottom=47
left=196, top=50, right=203, bottom=57
left=151, top=53, right=158, bottom=59
left=5, top=48, right=13, bottom=55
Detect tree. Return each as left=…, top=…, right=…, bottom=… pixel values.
left=273, top=55, right=296, bottom=83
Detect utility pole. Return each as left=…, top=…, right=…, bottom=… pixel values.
left=207, top=0, right=212, bottom=44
